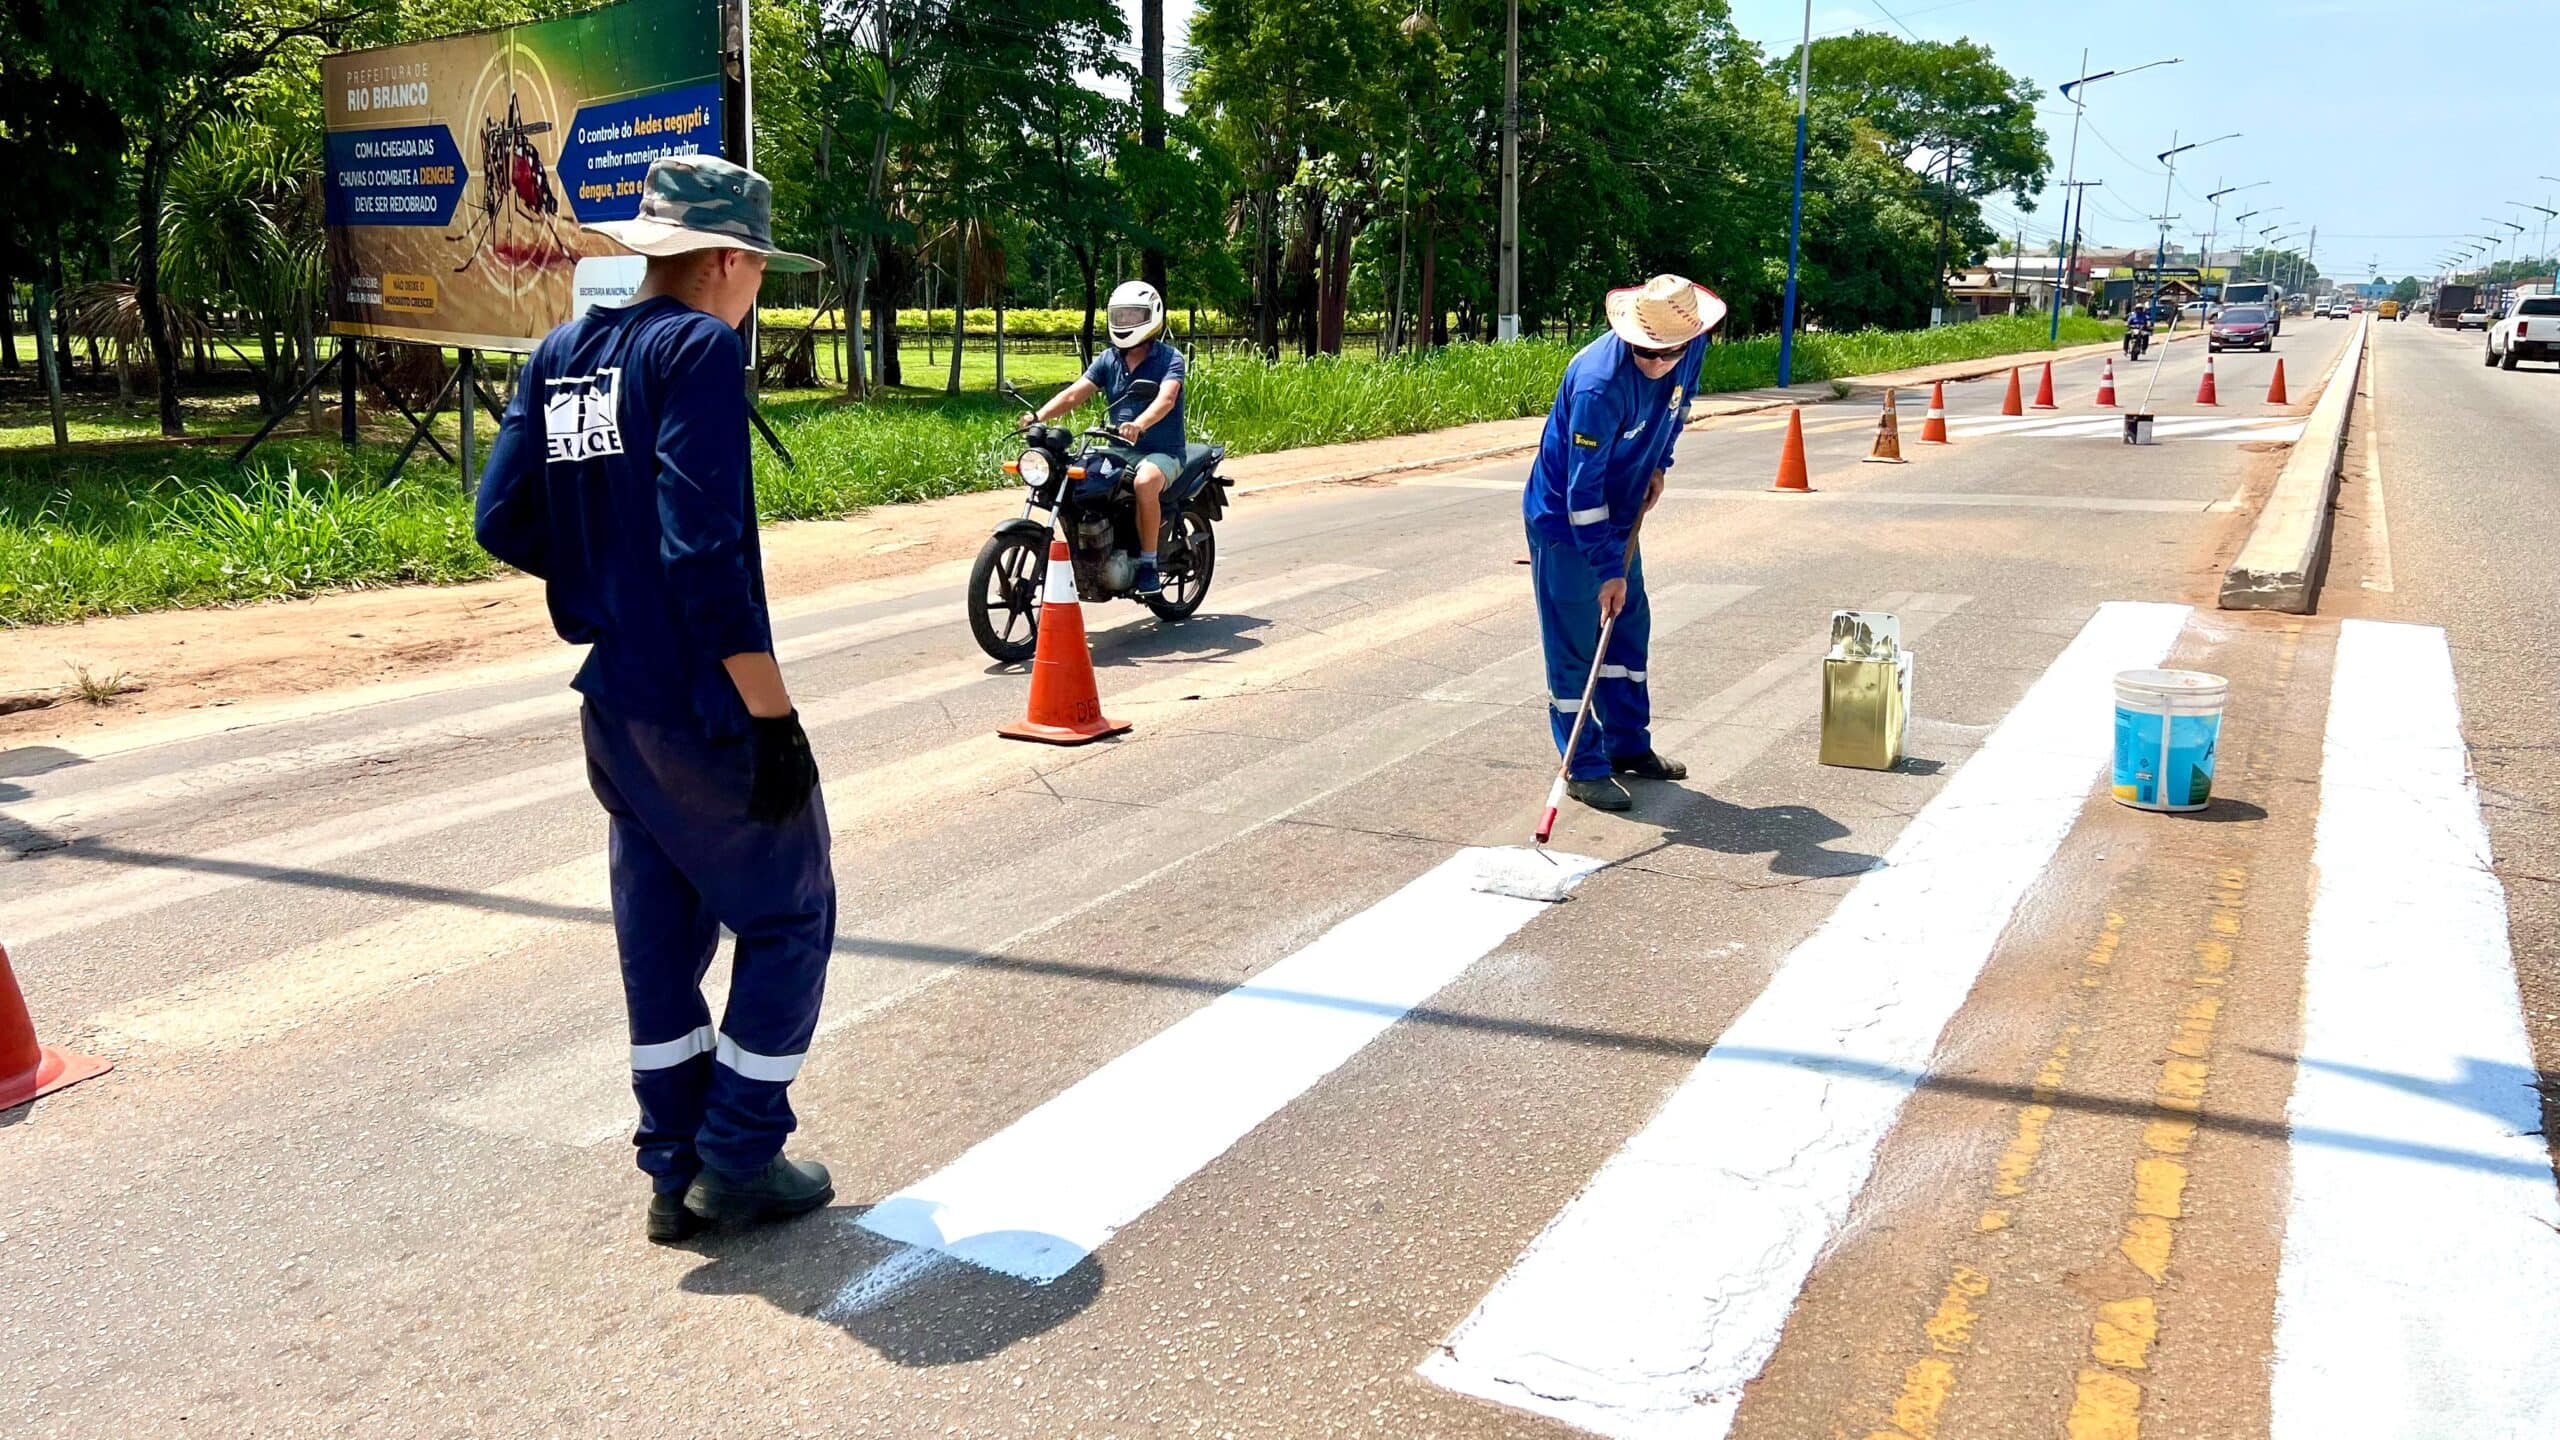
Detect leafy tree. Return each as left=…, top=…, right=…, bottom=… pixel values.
left=0, top=8, right=128, bottom=443
left=2390, top=275, right=2421, bottom=305
left=1798, top=30, right=2047, bottom=304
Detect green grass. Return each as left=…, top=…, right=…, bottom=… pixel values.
left=0, top=314, right=2116, bottom=627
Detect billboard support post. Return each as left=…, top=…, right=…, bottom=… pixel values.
left=457, top=349, right=478, bottom=495
left=340, top=340, right=359, bottom=446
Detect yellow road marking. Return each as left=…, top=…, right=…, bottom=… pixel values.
left=1856, top=915, right=2125, bottom=1440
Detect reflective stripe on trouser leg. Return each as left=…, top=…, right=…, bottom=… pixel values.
left=1595, top=558, right=1652, bottom=762
left=586, top=712, right=726, bottom=1195
left=581, top=702, right=839, bottom=1180
left=1530, top=523, right=1622, bottom=780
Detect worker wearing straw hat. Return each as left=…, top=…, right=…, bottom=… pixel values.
left=1521, top=274, right=1726, bottom=812
left=475, top=155, right=839, bottom=1246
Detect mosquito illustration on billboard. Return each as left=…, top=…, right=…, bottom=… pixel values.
left=448, top=88, right=575, bottom=274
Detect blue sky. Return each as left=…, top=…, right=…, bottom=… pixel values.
left=1137, top=0, right=2560, bottom=282
left=1723, top=0, right=2560, bottom=281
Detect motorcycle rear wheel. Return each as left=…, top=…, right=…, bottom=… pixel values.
left=968, top=529, right=1047, bottom=663
left=1145, top=510, right=1215, bottom=622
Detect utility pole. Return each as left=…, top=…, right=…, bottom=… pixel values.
left=1496, top=0, right=1520, bottom=342
left=2010, top=223, right=2024, bottom=310
left=1776, top=0, right=1812, bottom=385
left=1140, top=0, right=1167, bottom=294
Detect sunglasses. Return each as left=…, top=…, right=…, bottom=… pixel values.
left=1629, top=340, right=1689, bottom=362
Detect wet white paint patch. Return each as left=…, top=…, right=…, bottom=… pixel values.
left=1421, top=600, right=2191, bottom=1440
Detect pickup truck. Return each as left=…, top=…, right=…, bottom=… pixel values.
left=2486, top=295, right=2560, bottom=370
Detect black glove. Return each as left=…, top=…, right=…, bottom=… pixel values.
left=747, top=711, right=820, bottom=825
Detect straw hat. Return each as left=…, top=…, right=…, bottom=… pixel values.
left=1604, top=274, right=1728, bottom=350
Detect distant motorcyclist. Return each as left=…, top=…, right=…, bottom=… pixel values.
left=2124, top=303, right=2154, bottom=359
left=1018, top=281, right=1187, bottom=596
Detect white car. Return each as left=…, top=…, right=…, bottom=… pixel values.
left=2457, top=308, right=2491, bottom=330
left=2486, top=295, right=2560, bottom=370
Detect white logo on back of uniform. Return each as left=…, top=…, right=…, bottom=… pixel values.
left=543, top=367, right=624, bottom=462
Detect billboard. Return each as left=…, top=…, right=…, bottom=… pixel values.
left=322, top=0, right=735, bottom=352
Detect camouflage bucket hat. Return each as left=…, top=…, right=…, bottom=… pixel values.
left=585, top=155, right=822, bottom=273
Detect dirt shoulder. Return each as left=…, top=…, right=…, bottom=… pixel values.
left=0, top=334, right=2140, bottom=751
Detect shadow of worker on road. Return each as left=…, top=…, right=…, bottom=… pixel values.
left=679, top=1209, right=1101, bottom=1366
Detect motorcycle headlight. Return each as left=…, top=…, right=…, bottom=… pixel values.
left=1017, top=449, right=1055, bottom=487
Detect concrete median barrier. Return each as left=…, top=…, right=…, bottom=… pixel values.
left=2219, top=317, right=2368, bottom=613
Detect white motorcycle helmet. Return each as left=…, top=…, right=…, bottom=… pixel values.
left=1106, top=280, right=1166, bottom=349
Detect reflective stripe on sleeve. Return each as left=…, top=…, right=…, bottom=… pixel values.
left=716, top=1033, right=809, bottom=1084
left=1568, top=505, right=1611, bottom=527
left=631, top=1025, right=714, bottom=1072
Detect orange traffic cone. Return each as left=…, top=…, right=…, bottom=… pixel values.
left=0, top=941, right=108, bottom=1111
left=2266, top=358, right=2289, bottom=404
left=1772, top=408, right=1813, bottom=492
left=2196, top=356, right=2220, bottom=406
left=997, top=529, right=1131, bottom=745
left=2096, top=359, right=2119, bottom=408
left=2001, top=367, right=2025, bottom=416
left=1862, top=389, right=1908, bottom=464
left=1921, top=381, right=1951, bottom=443
left=2032, top=360, right=2058, bottom=409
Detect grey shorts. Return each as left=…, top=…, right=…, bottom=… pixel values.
left=1128, top=451, right=1182, bottom=486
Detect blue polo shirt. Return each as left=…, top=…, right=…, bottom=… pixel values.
left=1082, top=340, right=1188, bottom=454
left=475, top=296, right=771, bottom=738
left=1523, top=333, right=1706, bottom=581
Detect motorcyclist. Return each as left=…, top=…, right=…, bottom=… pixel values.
left=2124, top=301, right=2154, bottom=358
left=1018, top=280, right=1187, bottom=595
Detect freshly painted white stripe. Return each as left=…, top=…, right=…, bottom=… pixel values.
left=1568, top=505, right=1611, bottom=526
left=630, top=1025, right=714, bottom=1071
left=1422, top=599, right=2191, bottom=1440
left=447, top=585, right=1759, bottom=1150
left=714, top=1033, right=807, bottom=1083
left=853, top=846, right=1606, bottom=1284
left=2272, top=620, right=2560, bottom=1439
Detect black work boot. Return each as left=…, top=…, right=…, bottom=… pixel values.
left=684, top=1156, right=836, bottom=1229
left=1564, top=775, right=1633, bottom=812
left=647, top=1190, right=709, bottom=1245
left=1612, top=750, right=1689, bottom=781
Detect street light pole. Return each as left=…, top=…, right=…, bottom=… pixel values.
left=2154, top=131, right=2237, bottom=312
left=1776, top=0, right=1812, bottom=387
left=2201, top=179, right=2266, bottom=309
left=1496, top=0, right=1519, bottom=342
left=2049, top=54, right=2179, bottom=342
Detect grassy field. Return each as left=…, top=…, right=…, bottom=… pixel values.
left=0, top=314, right=2116, bottom=627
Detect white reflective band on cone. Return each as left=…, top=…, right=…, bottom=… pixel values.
left=1568, top=506, right=1610, bottom=526
left=630, top=1025, right=714, bottom=1071
left=1042, top=549, right=1080, bottom=606
left=715, top=1033, right=808, bottom=1083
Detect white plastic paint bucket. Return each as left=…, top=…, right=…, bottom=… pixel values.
left=2112, top=669, right=2227, bottom=812
left=2123, top=412, right=2156, bottom=445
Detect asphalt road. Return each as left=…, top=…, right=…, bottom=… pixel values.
left=11, top=314, right=2551, bottom=1440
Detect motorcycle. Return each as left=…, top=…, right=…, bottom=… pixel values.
left=2124, top=326, right=2152, bottom=362
left=967, top=379, right=1234, bottom=663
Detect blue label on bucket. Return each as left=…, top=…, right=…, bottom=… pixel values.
left=2113, top=707, right=2221, bottom=809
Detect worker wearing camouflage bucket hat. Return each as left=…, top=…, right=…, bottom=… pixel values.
left=475, top=155, right=837, bottom=1247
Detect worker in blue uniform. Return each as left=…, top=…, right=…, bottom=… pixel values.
left=474, top=156, right=838, bottom=1245
left=1522, top=274, right=1727, bottom=812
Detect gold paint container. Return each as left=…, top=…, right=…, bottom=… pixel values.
left=1819, top=611, right=1911, bottom=771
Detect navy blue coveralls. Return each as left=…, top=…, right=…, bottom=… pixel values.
left=1522, top=333, right=1706, bottom=777
left=476, top=295, right=836, bottom=1193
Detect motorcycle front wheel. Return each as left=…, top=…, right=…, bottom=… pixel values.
left=1145, top=510, right=1215, bottom=622
left=968, top=529, right=1046, bottom=663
